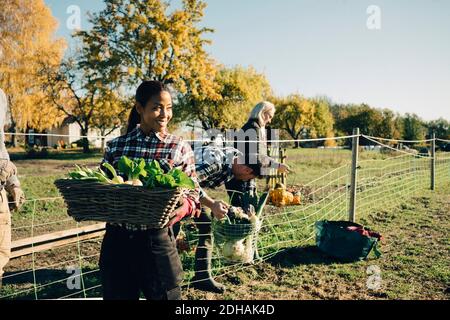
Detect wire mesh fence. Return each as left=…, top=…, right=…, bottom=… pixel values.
left=0, top=131, right=449, bottom=299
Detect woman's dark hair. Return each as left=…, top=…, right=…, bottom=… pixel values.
left=126, top=80, right=170, bottom=134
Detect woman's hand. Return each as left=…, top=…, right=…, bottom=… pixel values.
left=167, top=199, right=189, bottom=227
left=0, top=160, right=17, bottom=182
left=10, top=187, right=25, bottom=211
left=210, top=200, right=228, bottom=220
left=168, top=197, right=199, bottom=226
left=277, top=163, right=291, bottom=174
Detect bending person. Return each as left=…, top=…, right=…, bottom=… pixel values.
left=180, top=143, right=261, bottom=293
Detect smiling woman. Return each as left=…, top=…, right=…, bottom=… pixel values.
left=99, top=80, right=201, bottom=300
left=126, top=82, right=172, bottom=135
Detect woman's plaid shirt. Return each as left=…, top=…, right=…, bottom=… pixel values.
left=102, top=127, right=200, bottom=231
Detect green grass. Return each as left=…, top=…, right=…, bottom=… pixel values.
left=1, top=148, right=449, bottom=300
left=10, top=150, right=104, bottom=239
left=185, top=185, right=449, bottom=300
left=10, top=148, right=104, bottom=161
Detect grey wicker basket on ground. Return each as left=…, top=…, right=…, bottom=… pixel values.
left=55, top=179, right=184, bottom=228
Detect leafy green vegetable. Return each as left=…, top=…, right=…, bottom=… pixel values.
left=156, top=174, right=177, bottom=188
left=168, top=168, right=196, bottom=189
left=118, top=156, right=147, bottom=181
left=144, top=160, right=163, bottom=176
left=68, top=165, right=112, bottom=183
left=142, top=160, right=195, bottom=189
left=102, top=162, right=124, bottom=184
left=93, top=169, right=111, bottom=183
left=68, top=157, right=196, bottom=190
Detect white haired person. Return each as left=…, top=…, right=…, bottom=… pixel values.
left=0, top=89, right=25, bottom=288
left=226, top=101, right=289, bottom=206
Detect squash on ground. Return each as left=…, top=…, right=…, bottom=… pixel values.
left=270, top=184, right=302, bottom=206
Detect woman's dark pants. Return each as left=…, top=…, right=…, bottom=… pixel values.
left=99, top=224, right=183, bottom=300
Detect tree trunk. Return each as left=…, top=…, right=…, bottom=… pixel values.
left=286, top=128, right=300, bottom=148
left=81, top=127, right=90, bottom=153
left=9, top=120, right=18, bottom=147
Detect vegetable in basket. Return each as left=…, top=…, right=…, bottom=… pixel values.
left=67, top=156, right=195, bottom=189
left=68, top=165, right=113, bottom=183
left=215, top=205, right=261, bottom=263
left=101, top=163, right=125, bottom=184
left=143, top=160, right=195, bottom=189
left=117, top=156, right=147, bottom=185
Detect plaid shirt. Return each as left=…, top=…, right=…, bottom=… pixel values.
left=102, top=127, right=200, bottom=231
left=194, top=144, right=238, bottom=197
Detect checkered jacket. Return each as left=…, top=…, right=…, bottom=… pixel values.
left=194, top=144, right=240, bottom=197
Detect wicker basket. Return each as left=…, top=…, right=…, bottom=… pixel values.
left=55, top=179, right=184, bottom=228
left=213, top=220, right=261, bottom=242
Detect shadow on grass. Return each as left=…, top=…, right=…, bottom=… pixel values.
left=1, top=268, right=101, bottom=300
left=267, top=245, right=353, bottom=268
left=10, top=149, right=103, bottom=161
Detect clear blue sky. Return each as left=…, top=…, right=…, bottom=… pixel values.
left=45, top=0, right=450, bottom=121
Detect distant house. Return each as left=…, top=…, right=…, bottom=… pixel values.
left=45, top=116, right=122, bottom=149
left=44, top=116, right=79, bottom=147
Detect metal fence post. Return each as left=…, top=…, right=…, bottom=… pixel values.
left=431, top=132, right=436, bottom=190
left=349, top=128, right=360, bottom=222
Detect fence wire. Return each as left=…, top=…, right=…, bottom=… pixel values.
left=1, top=133, right=449, bottom=300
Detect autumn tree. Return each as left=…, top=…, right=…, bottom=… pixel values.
left=91, top=90, right=131, bottom=149
left=310, top=97, right=336, bottom=147
left=75, top=0, right=218, bottom=104
left=0, top=0, right=66, bottom=144
left=174, top=66, right=272, bottom=130
left=43, top=56, right=129, bottom=153
left=377, top=109, right=402, bottom=140
left=272, top=95, right=335, bottom=148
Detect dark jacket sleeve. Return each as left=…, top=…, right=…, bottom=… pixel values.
left=240, top=120, right=276, bottom=168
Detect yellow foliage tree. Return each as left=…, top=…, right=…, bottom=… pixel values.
left=175, top=65, right=272, bottom=130
left=0, top=0, right=66, bottom=142
left=272, top=94, right=335, bottom=148
left=310, top=97, right=337, bottom=147
left=42, top=57, right=130, bottom=153
left=75, top=0, right=219, bottom=101
left=91, top=89, right=131, bottom=149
